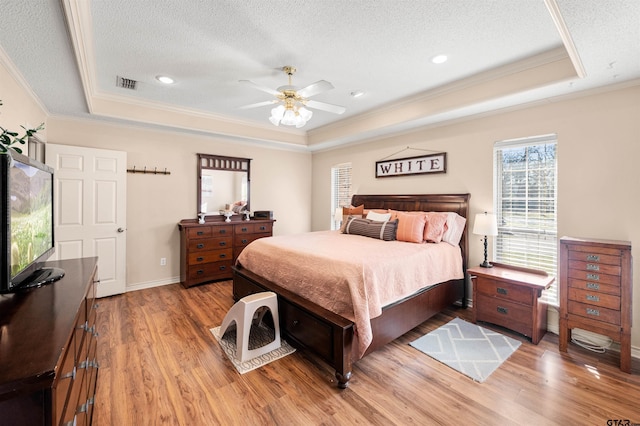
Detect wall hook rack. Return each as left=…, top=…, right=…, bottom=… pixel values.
left=127, top=166, right=171, bottom=175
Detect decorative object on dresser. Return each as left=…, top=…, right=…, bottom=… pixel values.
left=0, top=257, right=99, bottom=426
left=559, top=237, right=632, bottom=373
left=469, top=263, right=554, bottom=344
left=472, top=211, right=498, bottom=268
left=178, top=218, right=274, bottom=288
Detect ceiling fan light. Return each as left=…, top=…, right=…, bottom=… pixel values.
left=298, top=106, right=313, bottom=121
left=270, top=105, right=285, bottom=119
left=281, top=109, right=297, bottom=126
left=269, top=116, right=281, bottom=126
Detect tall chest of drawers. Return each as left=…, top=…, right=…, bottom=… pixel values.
left=559, top=237, right=632, bottom=373
left=179, top=218, right=274, bottom=288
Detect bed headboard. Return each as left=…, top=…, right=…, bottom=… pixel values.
left=351, top=193, right=471, bottom=271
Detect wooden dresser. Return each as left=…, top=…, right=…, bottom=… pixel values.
left=559, top=237, right=632, bottom=373
left=178, top=218, right=274, bottom=288
left=469, top=263, right=554, bottom=344
left=0, top=257, right=99, bottom=426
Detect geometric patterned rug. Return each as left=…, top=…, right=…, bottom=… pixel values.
left=210, top=323, right=296, bottom=375
left=409, top=317, right=521, bottom=383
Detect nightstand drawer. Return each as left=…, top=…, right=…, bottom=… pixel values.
left=476, top=277, right=533, bottom=306
left=476, top=294, right=532, bottom=338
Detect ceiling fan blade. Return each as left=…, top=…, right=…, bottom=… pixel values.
left=238, top=100, right=279, bottom=110
left=239, top=80, right=281, bottom=96
left=305, top=100, right=346, bottom=115
left=297, top=80, right=334, bottom=98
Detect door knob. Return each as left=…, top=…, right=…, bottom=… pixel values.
left=117, top=228, right=125, bottom=233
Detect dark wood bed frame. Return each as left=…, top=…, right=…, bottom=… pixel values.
left=232, top=193, right=470, bottom=388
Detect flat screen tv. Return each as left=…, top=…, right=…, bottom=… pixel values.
left=0, top=150, right=63, bottom=292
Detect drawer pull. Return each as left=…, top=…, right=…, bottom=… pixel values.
left=259, top=226, right=266, bottom=231
left=219, top=241, right=226, bottom=246
left=292, top=320, right=299, bottom=327
left=219, top=229, right=226, bottom=234
left=241, top=239, right=248, bottom=244
left=196, top=231, right=204, bottom=236
left=586, top=282, right=600, bottom=290
left=241, top=227, right=248, bottom=232
left=496, top=287, right=508, bottom=295
left=219, top=265, right=226, bottom=271
left=585, top=294, right=600, bottom=302
left=219, top=253, right=226, bottom=259
left=197, top=243, right=204, bottom=249
left=196, top=270, right=204, bottom=275
left=586, top=254, right=600, bottom=262
left=497, top=306, right=508, bottom=315
left=586, top=273, right=599, bottom=281
left=586, top=308, right=600, bottom=316
left=61, top=367, right=76, bottom=380
left=586, top=264, right=600, bottom=271
left=196, top=256, right=204, bottom=262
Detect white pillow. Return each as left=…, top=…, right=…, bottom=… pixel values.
left=442, top=212, right=467, bottom=246
left=366, top=210, right=392, bottom=222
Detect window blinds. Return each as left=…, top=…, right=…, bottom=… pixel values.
left=331, top=163, right=352, bottom=230
left=494, top=135, right=558, bottom=305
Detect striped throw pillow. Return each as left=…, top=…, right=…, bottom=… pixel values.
left=342, top=217, right=398, bottom=241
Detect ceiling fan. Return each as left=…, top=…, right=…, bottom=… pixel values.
left=239, top=66, right=346, bottom=128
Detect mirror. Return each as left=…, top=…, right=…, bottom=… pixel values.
left=198, top=154, right=250, bottom=215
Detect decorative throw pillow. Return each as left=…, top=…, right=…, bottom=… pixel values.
left=366, top=210, right=392, bottom=222
left=424, top=212, right=448, bottom=243
left=342, top=217, right=398, bottom=241
left=442, top=212, right=467, bottom=246
left=395, top=211, right=427, bottom=243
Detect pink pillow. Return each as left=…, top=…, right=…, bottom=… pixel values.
left=395, top=212, right=427, bottom=243
left=424, top=212, right=448, bottom=243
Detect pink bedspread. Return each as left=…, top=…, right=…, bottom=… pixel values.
left=236, top=230, right=463, bottom=359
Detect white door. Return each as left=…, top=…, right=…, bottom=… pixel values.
left=46, top=144, right=127, bottom=297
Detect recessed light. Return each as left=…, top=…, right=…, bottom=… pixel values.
left=156, top=75, right=175, bottom=84
left=431, top=55, right=448, bottom=64
left=350, top=90, right=364, bottom=98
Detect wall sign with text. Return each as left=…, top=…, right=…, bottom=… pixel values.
left=375, top=153, right=447, bottom=178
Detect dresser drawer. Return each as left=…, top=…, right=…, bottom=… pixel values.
left=54, top=338, right=77, bottom=425
left=234, top=233, right=268, bottom=248
left=568, top=301, right=620, bottom=325
left=188, top=260, right=233, bottom=281
left=568, top=260, right=621, bottom=276
left=568, top=287, right=620, bottom=310
left=568, top=249, right=621, bottom=266
left=567, top=244, right=622, bottom=260
left=476, top=277, right=534, bottom=306
left=187, top=225, right=232, bottom=239
left=188, top=236, right=232, bottom=251
left=568, top=278, right=620, bottom=296
left=476, top=294, right=533, bottom=338
left=188, top=248, right=233, bottom=264
left=235, top=222, right=273, bottom=234
left=567, top=268, right=620, bottom=286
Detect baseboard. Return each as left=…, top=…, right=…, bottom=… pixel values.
left=126, top=276, right=180, bottom=292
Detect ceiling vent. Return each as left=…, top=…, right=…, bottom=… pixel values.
left=116, top=76, right=137, bottom=90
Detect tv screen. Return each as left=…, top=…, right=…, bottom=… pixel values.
left=1, top=151, right=62, bottom=292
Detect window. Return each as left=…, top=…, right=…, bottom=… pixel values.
left=331, top=163, right=352, bottom=230
left=494, top=135, right=558, bottom=305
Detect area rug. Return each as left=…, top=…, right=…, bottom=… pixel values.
left=210, top=324, right=295, bottom=374
left=409, top=317, right=521, bottom=382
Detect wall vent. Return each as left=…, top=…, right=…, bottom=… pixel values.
left=116, top=76, right=137, bottom=90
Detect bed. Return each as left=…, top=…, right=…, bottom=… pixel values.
left=232, top=193, right=470, bottom=388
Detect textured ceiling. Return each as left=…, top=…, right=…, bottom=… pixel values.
left=0, top=0, right=638, bottom=151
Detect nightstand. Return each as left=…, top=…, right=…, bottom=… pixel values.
left=468, top=263, right=555, bottom=344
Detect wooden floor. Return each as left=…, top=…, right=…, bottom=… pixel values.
left=93, top=280, right=640, bottom=425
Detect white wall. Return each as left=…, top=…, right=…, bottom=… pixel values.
left=312, top=83, right=640, bottom=348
